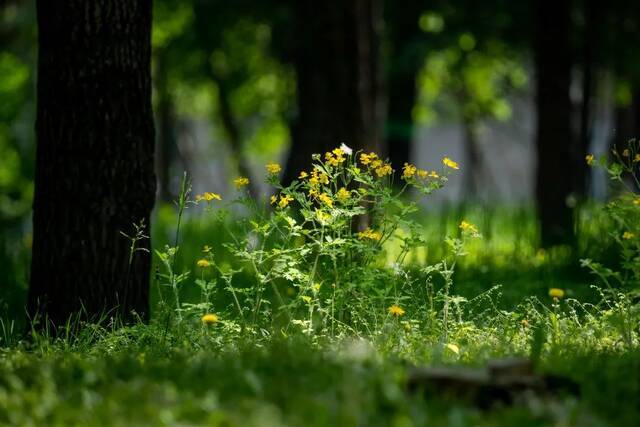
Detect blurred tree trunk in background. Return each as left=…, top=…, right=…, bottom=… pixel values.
left=156, top=48, right=177, bottom=203
left=28, top=0, right=156, bottom=329
left=534, top=0, right=575, bottom=247
left=283, top=0, right=384, bottom=184
left=384, top=0, right=425, bottom=176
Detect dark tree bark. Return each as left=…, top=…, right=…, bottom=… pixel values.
left=28, top=0, right=156, bottom=328
left=283, top=0, right=384, bottom=184
left=534, top=0, right=575, bottom=247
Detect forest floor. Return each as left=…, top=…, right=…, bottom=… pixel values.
left=1, top=207, right=639, bottom=426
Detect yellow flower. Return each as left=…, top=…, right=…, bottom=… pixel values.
left=622, top=149, right=630, bottom=157
left=622, top=231, right=635, bottom=240
left=336, top=187, right=350, bottom=203
left=197, top=259, right=211, bottom=268
left=315, top=209, right=332, bottom=224
left=585, top=154, right=595, bottom=166
left=318, top=173, right=329, bottom=185
left=308, top=188, right=319, bottom=199
left=388, top=304, right=405, bottom=317
left=325, top=148, right=346, bottom=166
left=278, top=195, right=294, bottom=208
left=266, top=162, right=282, bottom=174
left=429, top=171, right=439, bottom=178
left=633, top=197, right=640, bottom=206
left=201, top=313, right=219, bottom=325
left=375, top=164, right=393, bottom=177
left=203, top=245, right=212, bottom=253
left=360, top=152, right=378, bottom=166
left=548, top=288, right=565, bottom=299
left=443, top=157, right=459, bottom=170
left=312, top=283, right=321, bottom=293
left=358, top=227, right=382, bottom=241
left=417, top=169, right=428, bottom=179
left=635, top=154, right=640, bottom=163
left=318, top=192, right=333, bottom=207
left=459, top=220, right=479, bottom=234
left=233, top=176, right=250, bottom=189
left=196, top=192, right=222, bottom=202
left=298, top=171, right=308, bottom=179
left=301, top=295, right=312, bottom=304
left=402, top=163, right=417, bottom=180
left=270, top=195, right=278, bottom=205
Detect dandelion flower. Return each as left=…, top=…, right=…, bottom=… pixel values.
left=548, top=288, right=565, bottom=299
left=622, top=231, right=635, bottom=240
left=201, top=313, right=219, bottom=325
left=233, top=177, right=250, bottom=189
left=585, top=154, right=595, bottom=166
left=266, top=162, right=282, bottom=175
left=388, top=304, right=405, bottom=317
left=197, top=259, right=211, bottom=268
left=443, top=157, right=459, bottom=170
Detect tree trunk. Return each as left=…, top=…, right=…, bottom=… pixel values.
left=384, top=0, right=426, bottom=176
left=28, top=0, right=156, bottom=329
left=156, top=48, right=177, bottom=203
left=283, top=0, right=384, bottom=184
left=534, top=0, right=575, bottom=247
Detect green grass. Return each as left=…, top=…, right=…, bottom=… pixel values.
left=1, top=204, right=638, bottom=426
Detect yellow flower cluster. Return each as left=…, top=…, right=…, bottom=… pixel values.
left=266, top=162, right=282, bottom=175
left=318, top=192, right=333, bottom=207
left=359, top=152, right=393, bottom=177
left=459, top=220, right=478, bottom=234
left=195, top=192, right=222, bottom=202
left=271, top=194, right=294, bottom=208
left=388, top=304, right=405, bottom=317
left=201, top=313, right=219, bottom=325
left=336, top=187, right=350, bottom=202
left=357, top=227, right=382, bottom=241
left=233, top=176, right=250, bottom=189
left=402, top=163, right=417, bottom=180
left=443, top=157, right=459, bottom=170
left=308, top=169, right=329, bottom=187
left=325, top=147, right=346, bottom=167
left=622, top=231, right=635, bottom=240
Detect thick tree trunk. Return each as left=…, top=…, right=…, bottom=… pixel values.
left=283, top=0, right=383, bottom=184
left=28, top=0, right=156, bottom=328
left=534, top=0, right=575, bottom=247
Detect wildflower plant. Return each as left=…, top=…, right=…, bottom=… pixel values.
left=159, top=145, right=473, bottom=339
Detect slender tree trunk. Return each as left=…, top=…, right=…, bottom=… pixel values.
left=283, top=0, right=383, bottom=184
left=210, top=71, right=260, bottom=199
left=28, top=0, right=156, bottom=329
left=384, top=0, right=426, bottom=175
left=534, top=0, right=575, bottom=247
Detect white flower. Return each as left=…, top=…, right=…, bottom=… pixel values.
left=339, top=143, right=353, bottom=155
